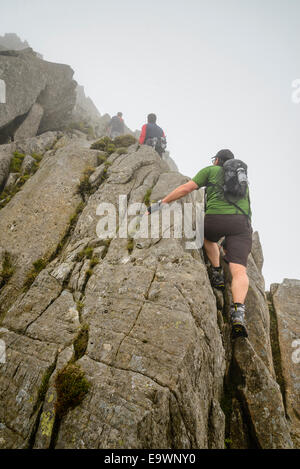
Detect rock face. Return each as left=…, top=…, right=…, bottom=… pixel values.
left=0, top=135, right=99, bottom=314
left=0, top=48, right=77, bottom=143
left=13, top=103, right=44, bottom=141
left=0, top=33, right=29, bottom=51
left=270, top=280, right=300, bottom=446
left=0, top=132, right=298, bottom=449
left=0, top=38, right=298, bottom=448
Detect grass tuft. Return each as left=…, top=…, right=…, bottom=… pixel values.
left=54, top=363, right=91, bottom=418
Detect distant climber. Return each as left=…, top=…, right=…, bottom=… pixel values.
left=107, top=112, right=125, bottom=139
left=147, top=149, right=252, bottom=338
left=139, top=113, right=167, bottom=157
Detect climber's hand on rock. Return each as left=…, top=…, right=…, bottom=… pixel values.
left=146, top=200, right=162, bottom=215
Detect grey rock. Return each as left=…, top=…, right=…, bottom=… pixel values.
left=0, top=327, right=58, bottom=448
left=233, top=338, right=293, bottom=448
left=14, top=103, right=44, bottom=141
left=15, top=131, right=61, bottom=155
left=3, top=172, right=18, bottom=191
left=20, top=155, right=35, bottom=175
left=162, top=151, right=178, bottom=171
left=0, top=33, right=29, bottom=51
left=26, top=290, right=80, bottom=345
left=89, top=163, right=106, bottom=187
left=0, top=135, right=297, bottom=449
left=0, top=143, right=15, bottom=189
left=271, top=279, right=300, bottom=446
left=0, top=49, right=76, bottom=141
left=0, top=141, right=98, bottom=313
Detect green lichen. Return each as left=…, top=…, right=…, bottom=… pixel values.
left=224, top=438, right=232, bottom=449
left=0, top=175, right=30, bottom=210
left=106, top=144, right=116, bottom=155
left=143, top=188, right=152, bottom=206
left=23, top=257, right=48, bottom=290
left=97, top=154, right=107, bottom=165
left=90, top=136, right=113, bottom=151
left=31, top=153, right=43, bottom=163
left=89, top=257, right=99, bottom=269
left=77, top=246, right=94, bottom=261
left=54, top=363, right=91, bottom=418
left=50, top=202, right=86, bottom=263
left=73, top=324, right=89, bottom=361
left=69, top=202, right=85, bottom=227
left=10, top=151, right=25, bottom=173
left=76, top=301, right=84, bottom=314
left=32, top=362, right=56, bottom=415
left=0, top=251, right=15, bottom=289
left=40, top=411, right=55, bottom=437
left=116, top=147, right=128, bottom=156
left=77, top=167, right=95, bottom=198
left=127, top=238, right=134, bottom=254
left=113, top=134, right=137, bottom=148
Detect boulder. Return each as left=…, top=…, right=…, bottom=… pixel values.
left=0, top=141, right=99, bottom=314
left=20, top=155, right=35, bottom=175
left=0, top=139, right=297, bottom=449
left=271, top=279, right=300, bottom=446
left=0, top=49, right=76, bottom=142
left=233, top=338, right=293, bottom=448
left=3, top=172, right=18, bottom=191
left=0, top=33, right=29, bottom=51
left=14, top=103, right=44, bottom=141
left=0, top=143, right=15, bottom=189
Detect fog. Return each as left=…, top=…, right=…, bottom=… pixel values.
left=1, top=0, right=300, bottom=287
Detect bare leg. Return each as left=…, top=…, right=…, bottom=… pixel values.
left=204, top=238, right=220, bottom=267
left=229, top=263, right=249, bottom=303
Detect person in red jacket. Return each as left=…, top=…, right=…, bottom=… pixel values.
left=139, top=114, right=166, bottom=157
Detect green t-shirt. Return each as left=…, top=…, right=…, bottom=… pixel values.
left=192, top=165, right=251, bottom=217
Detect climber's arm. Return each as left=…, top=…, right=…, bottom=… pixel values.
left=146, top=180, right=198, bottom=214
left=139, top=125, right=147, bottom=144
left=162, top=181, right=198, bottom=204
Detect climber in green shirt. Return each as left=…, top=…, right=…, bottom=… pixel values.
left=147, top=149, right=252, bottom=338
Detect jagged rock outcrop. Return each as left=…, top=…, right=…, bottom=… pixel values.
left=0, top=48, right=76, bottom=143
left=0, top=130, right=298, bottom=449
left=0, top=40, right=298, bottom=447
left=0, top=133, right=98, bottom=314
left=270, top=280, right=300, bottom=446
left=0, top=33, right=29, bottom=51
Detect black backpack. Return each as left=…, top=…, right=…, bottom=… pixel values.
left=207, top=159, right=250, bottom=217
left=145, top=136, right=167, bottom=156
left=223, top=159, right=248, bottom=199
left=111, top=116, right=123, bottom=132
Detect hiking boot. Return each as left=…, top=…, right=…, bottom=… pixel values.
left=210, top=267, right=225, bottom=290
left=231, top=303, right=248, bottom=338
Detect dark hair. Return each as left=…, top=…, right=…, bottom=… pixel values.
left=117, top=112, right=123, bottom=117
left=214, top=149, right=234, bottom=166
left=147, top=113, right=157, bottom=124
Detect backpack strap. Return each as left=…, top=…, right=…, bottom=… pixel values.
left=206, top=183, right=251, bottom=220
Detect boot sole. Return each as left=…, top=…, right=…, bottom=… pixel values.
left=212, top=283, right=225, bottom=290
left=232, top=323, right=248, bottom=338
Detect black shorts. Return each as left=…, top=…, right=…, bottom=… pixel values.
left=204, top=214, right=253, bottom=267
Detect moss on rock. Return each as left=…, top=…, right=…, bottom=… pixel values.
left=0, top=251, right=15, bottom=289
left=10, top=151, right=25, bottom=173
left=54, top=363, right=91, bottom=418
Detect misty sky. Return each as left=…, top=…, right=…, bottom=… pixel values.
left=1, top=0, right=300, bottom=288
